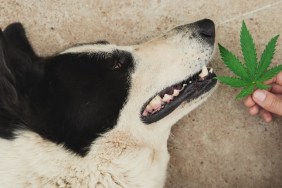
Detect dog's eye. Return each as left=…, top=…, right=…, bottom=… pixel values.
left=114, top=61, right=123, bottom=69
left=112, top=54, right=129, bottom=70
left=106, top=50, right=133, bottom=70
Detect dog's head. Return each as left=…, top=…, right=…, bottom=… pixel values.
left=0, top=19, right=216, bottom=156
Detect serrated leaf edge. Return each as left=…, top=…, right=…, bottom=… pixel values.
left=215, top=76, right=251, bottom=87
left=240, top=21, right=257, bottom=79
left=236, top=85, right=255, bottom=99
left=218, top=44, right=249, bottom=81
left=256, top=35, right=280, bottom=79
left=257, top=65, right=282, bottom=82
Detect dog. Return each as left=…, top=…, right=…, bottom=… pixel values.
left=0, top=19, right=217, bottom=188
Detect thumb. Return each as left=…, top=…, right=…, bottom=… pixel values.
left=252, top=89, right=282, bottom=116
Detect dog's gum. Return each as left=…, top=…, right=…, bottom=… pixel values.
left=142, top=111, right=148, bottom=116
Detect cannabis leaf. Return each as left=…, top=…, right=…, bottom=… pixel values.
left=216, top=21, right=282, bottom=99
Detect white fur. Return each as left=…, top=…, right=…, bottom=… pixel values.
left=60, top=44, right=133, bottom=54
left=0, top=131, right=169, bottom=188
left=0, top=23, right=216, bottom=188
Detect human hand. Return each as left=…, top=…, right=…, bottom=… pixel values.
left=244, top=71, right=282, bottom=122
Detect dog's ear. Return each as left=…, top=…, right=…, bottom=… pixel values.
left=0, top=23, right=40, bottom=107
left=3, top=23, right=38, bottom=61
left=0, top=28, right=18, bottom=105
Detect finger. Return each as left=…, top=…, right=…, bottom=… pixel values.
left=260, top=109, right=272, bottom=122
left=249, top=105, right=259, bottom=115
left=252, top=90, right=282, bottom=116
left=276, top=71, right=282, bottom=85
left=244, top=95, right=256, bottom=107
left=270, top=84, right=282, bottom=94
left=265, top=77, right=276, bottom=85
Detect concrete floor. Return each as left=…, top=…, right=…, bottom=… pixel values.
left=1, top=0, right=282, bottom=187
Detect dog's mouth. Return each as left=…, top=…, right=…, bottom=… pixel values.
left=141, top=65, right=217, bottom=124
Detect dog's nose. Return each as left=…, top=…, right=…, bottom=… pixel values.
left=195, top=19, right=215, bottom=45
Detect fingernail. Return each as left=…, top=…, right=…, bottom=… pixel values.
left=254, top=90, right=266, bottom=102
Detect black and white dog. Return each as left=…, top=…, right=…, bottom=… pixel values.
left=0, top=19, right=217, bottom=187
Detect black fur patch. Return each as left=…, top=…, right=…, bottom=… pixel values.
left=0, top=23, right=134, bottom=156
left=0, top=23, right=40, bottom=139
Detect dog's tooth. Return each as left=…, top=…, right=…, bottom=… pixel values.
left=149, top=95, right=162, bottom=109
left=199, top=65, right=208, bottom=78
left=189, top=81, right=192, bottom=84
left=209, top=68, right=213, bottom=73
left=145, top=104, right=153, bottom=112
left=173, top=89, right=180, bottom=97
left=156, top=95, right=162, bottom=101
left=181, top=84, right=187, bottom=91
left=162, top=94, right=173, bottom=103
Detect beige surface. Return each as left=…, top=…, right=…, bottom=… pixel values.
left=1, top=0, right=282, bottom=187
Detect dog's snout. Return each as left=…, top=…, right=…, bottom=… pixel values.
left=195, top=19, right=215, bottom=44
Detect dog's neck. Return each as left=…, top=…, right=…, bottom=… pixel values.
left=112, top=123, right=173, bottom=150
left=1, top=129, right=170, bottom=187
left=86, top=129, right=170, bottom=187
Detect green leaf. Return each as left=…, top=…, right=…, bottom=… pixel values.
left=256, top=35, right=279, bottom=79
left=240, top=21, right=257, bottom=78
left=218, top=21, right=280, bottom=100
left=236, top=85, right=255, bottom=99
left=257, top=65, right=282, bottom=82
left=255, top=82, right=271, bottom=90
left=216, top=77, right=250, bottom=87
left=218, top=44, right=249, bottom=80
